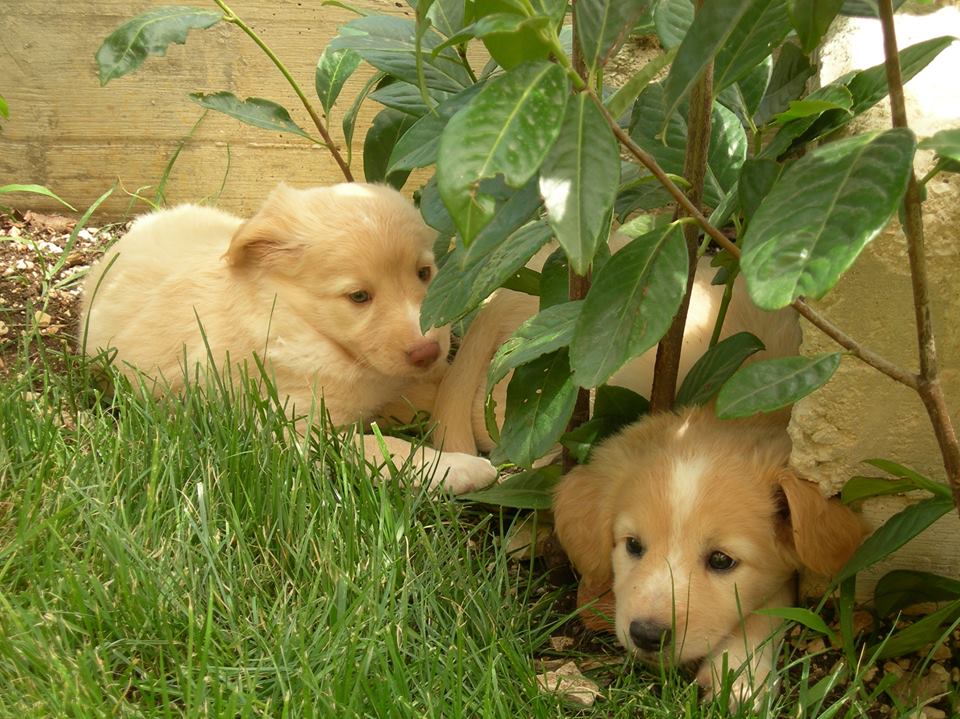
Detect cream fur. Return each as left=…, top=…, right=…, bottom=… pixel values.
left=80, top=182, right=497, bottom=494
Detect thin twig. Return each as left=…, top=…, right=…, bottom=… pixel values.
left=589, top=89, right=921, bottom=393
left=878, top=0, right=960, bottom=510
left=214, top=0, right=354, bottom=182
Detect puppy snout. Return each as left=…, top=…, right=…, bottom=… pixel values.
left=406, top=339, right=441, bottom=368
left=629, top=620, right=672, bottom=652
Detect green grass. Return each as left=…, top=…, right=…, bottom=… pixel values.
left=0, top=335, right=935, bottom=718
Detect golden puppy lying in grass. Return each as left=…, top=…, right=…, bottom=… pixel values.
left=553, top=407, right=864, bottom=709
left=80, top=182, right=497, bottom=494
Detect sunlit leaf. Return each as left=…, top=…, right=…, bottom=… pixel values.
left=188, top=92, right=313, bottom=140
left=316, top=47, right=362, bottom=115
left=716, top=353, right=841, bottom=418
left=675, top=332, right=765, bottom=407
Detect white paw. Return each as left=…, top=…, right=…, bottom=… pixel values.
left=425, top=451, right=498, bottom=494
left=698, top=661, right=770, bottom=713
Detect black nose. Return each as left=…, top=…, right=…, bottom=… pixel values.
left=629, top=620, right=671, bottom=652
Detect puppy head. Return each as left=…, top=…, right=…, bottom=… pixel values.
left=226, top=183, right=449, bottom=378
left=554, top=408, right=863, bottom=665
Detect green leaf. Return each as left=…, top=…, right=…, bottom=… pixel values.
left=0, top=94, right=8, bottom=122
left=189, top=92, right=313, bottom=140
left=428, top=0, right=468, bottom=37
left=436, top=13, right=551, bottom=55
left=488, top=302, right=583, bottom=391
left=500, top=350, right=579, bottom=467
left=741, top=129, right=916, bottom=309
left=788, top=0, right=844, bottom=53
left=772, top=96, right=852, bottom=124
left=419, top=176, right=457, bottom=237
left=738, top=158, right=782, bottom=224
left=594, top=384, right=650, bottom=421
left=363, top=109, right=417, bottom=188
left=862, top=458, right=952, bottom=498
left=874, top=570, right=960, bottom=618
left=654, top=0, right=694, bottom=50
left=315, top=47, right=362, bottom=116
left=437, top=61, right=569, bottom=244
left=96, top=6, right=222, bottom=85
left=760, top=85, right=854, bottom=158
left=675, top=332, right=765, bottom=407
left=716, top=353, right=841, bottom=418
left=343, top=73, right=384, bottom=166
left=875, top=599, right=960, bottom=659
left=841, top=476, right=919, bottom=505
left=717, top=56, right=773, bottom=129
left=755, top=607, right=837, bottom=643
left=387, top=84, right=482, bottom=174
left=836, top=496, right=955, bottom=583
left=630, top=84, right=747, bottom=207
left=369, top=81, right=449, bottom=116
left=571, top=225, right=689, bottom=388
left=575, top=0, right=652, bottom=74
left=472, top=0, right=559, bottom=70
left=840, top=0, right=907, bottom=17
left=538, top=248, right=570, bottom=310
left=919, top=127, right=960, bottom=165
left=605, top=48, right=678, bottom=121
left=421, top=187, right=548, bottom=329
left=754, top=42, right=815, bottom=125
left=662, top=0, right=754, bottom=125
left=0, top=184, right=77, bottom=211
left=458, top=466, right=561, bottom=509
left=713, top=0, right=791, bottom=94
left=540, top=94, right=619, bottom=275
left=329, top=16, right=473, bottom=93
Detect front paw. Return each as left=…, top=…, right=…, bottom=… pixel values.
left=426, top=452, right=498, bottom=494
left=698, top=661, right=770, bottom=713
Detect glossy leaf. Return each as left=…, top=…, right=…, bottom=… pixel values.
left=840, top=0, right=907, bottom=16
left=675, top=332, right=765, bottom=407
left=654, top=0, right=693, bottom=50
left=754, top=42, right=814, bottom=125
left=488, top=301, right=583, bottom=391
left=188, top=92, right=312, bottom=140
left=876, top=599, right=960, bottom=659
left=755, top=607, right=836, bottom=643
left=428, top=0, right=468, bottom=37
left=540, top=94, right=619, bottom=274
left=605, top=48, right=678, bottom=121
left=738, top=158, right=782, bottom=224
left=742, top=129, right=916, bottom=309
left=437, top=61, right=568, bottom=244
left=717, top=56, right=773, bottom=129
left=500, top=350, right=579, bottom=467
left=576, top=0, right=652, bottom=74
left=772, top=96, right=852, bottom=124
left=329, top=16, right=472, bottom=93
left=369, top=81, right=449, bottom=116
left=760, top=85, right=854, bottom=158
left=458, top=466, right=561, bottom=509
left=315, top=47, right=362, bottom=115
left=713, top=0, right=791, bottom=94
left=538, top=248, right=570, bottom=310
left=663, top=0, right=753, bottom=123
left=0, top=184, right=77, bottom=211
left=789, top=0, right=843, bottom=53
left=472, top=0, right=560, bottom=70
left=343, top=73, right=383, bottom=165
left=836, top=496, right=955, bottom=583
left=387, top=84, right=482, bottom=173
left=716, top=353, right=841, bottom=418
left=841, top=477, right=919, bottom=505
left=96, top=6, right=222, bottom=85
left=863, top=458, right=952, bottom=498
left=571, top=225, right=689, bottom=388
left=363, top=109, right=416, bottom=188
left=874, top=570, right=960, bottom=618
left=919, top=127, right=960, bottom=165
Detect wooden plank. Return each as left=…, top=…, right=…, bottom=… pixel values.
left=0, top=0, right=415, bottom=218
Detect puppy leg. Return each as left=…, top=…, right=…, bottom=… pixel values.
left=697, top=581, right=794, bottom=711
left=359, top=432, right=498, bottom=495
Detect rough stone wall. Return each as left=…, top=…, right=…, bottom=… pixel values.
left=790, top=9, right=960, bottom=598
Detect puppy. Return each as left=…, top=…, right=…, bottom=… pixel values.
left=431, top=254, right=803, bottom=455
left=80, top=182, right=497, bottom=493
left=553, top=407, right=864, bottom=708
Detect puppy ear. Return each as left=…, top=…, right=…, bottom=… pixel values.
left=553, top=464, right=614, bottom=587
left=776, top=469, right=865, bottom=576
left=225, top=185, right=305, bottom=270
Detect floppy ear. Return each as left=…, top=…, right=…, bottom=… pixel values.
left=776, top=469, right=865, bottom=576
left=553, top=463, right=618, bottom=630
left=225, top=184, right=306, bottom=270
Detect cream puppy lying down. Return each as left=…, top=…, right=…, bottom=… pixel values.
left=554, top=407, right=864, bottom=709
left=80, top=182, right=497, bottom=494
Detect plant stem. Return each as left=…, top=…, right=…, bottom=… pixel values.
left=564, top=0, right=591, bottom=473
left=213, top=0, right=354, bottom=182
left=589, top=91, right=920, bottom=391
left=878, top=0, right=960, bottom=511
left=650, top=0, right=712, bottom=413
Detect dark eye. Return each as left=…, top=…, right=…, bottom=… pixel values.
left=348, top=290, right=371, bottom=304
left=417, top=266, right=432, bottom=282
left=625, top=537, right=645, bottom=558
left=707, top=551, right=737, bottom=572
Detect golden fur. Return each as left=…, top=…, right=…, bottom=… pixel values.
left=553, top=407, right=864, bottom=707
left=80, top=182, right=497, bottom=493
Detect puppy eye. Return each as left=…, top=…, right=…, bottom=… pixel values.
left=348, top=290, right=371, bottom=304
left=707, top=551, right=737, bottom=572
left=625, top=537, right=645, bottom=558
left=417, top=266, right=432, bottom=282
